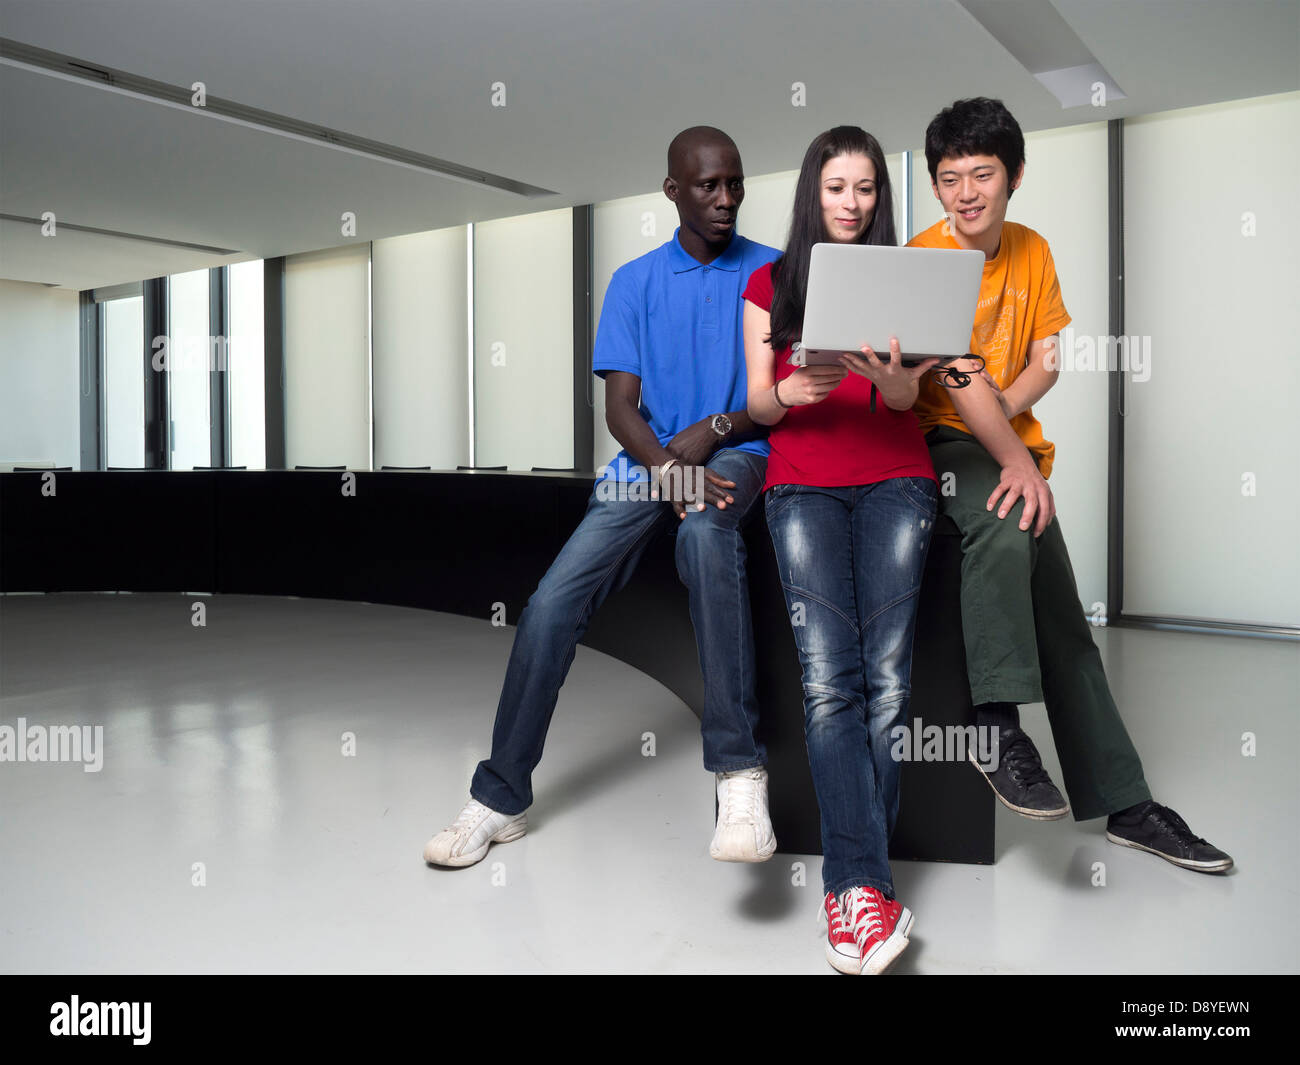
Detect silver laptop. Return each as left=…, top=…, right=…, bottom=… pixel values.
left=791, top=243, right=985, bottom=366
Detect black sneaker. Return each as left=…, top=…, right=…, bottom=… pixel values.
left=1105, top=801, right=1233, bottom=874
left=968, top=727, right=1070, bottom=820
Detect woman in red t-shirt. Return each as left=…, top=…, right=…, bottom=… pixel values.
left=742, top=125, right=939, bottom=976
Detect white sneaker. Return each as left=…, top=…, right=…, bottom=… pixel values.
left=422, top=798, right=527, bottom=867
left=709, top=767, right=776, bottom=862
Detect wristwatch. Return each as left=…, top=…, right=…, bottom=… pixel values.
left=710, top=413, right=732, bottom=438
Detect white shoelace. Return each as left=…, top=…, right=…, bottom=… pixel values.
left=448, top=799, right=489, bottom=836
left=718, top=770, right=763, bottom=825
left=841, top=887, right=885, bottom=946
left=827, top=896, right=850, bottom=937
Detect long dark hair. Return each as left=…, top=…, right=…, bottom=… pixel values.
left=768, top=126, right=896, bottom=354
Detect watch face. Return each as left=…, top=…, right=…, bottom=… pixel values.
left=713, top=414, right=732, bottom=436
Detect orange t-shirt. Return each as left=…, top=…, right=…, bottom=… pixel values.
left=906, top=219, right=1071, bottom=478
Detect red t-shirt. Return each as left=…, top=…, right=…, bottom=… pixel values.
left=742, top=261, right=937, bottom=492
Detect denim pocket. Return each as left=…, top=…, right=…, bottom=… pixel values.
left=764, top=482, right=800, bottom=521
left=896, top=475, right=939, bottom=517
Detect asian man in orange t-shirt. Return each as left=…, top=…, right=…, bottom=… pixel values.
left=907, top=97, right=1231, bottom=874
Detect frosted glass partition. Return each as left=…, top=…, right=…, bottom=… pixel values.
left=908, top=148, right=944, bottom=240
left=167, top=268, right=210, bottom=470
left=284, top=244, right=371, bottom=469
left=472, top=209, right=573, bottom=470
left=0, top=281, right=79, bottom=469
left=372, top=226, right=469, bottom=470
left=104, top=295, right=144, bottom=469
left=1122, top=92, right=1299, bottom=626
left=729, top=168, right=798, bottom=249
left=228, top=259, right=265, bottom=469
left=885, top=154, right=905, bottom=237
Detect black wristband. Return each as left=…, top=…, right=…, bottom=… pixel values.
left=774, top=379, right=793, bottom=409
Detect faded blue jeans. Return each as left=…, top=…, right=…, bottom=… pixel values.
left=471, top=449, right=768, bottom=815
left=764, top=477, right=938, bottom=899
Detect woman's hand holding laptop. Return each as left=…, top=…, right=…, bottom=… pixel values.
left=837, top=337, right=940, bottom=412
left=777, top=363, right=848, bottom=406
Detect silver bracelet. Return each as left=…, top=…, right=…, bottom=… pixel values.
left=653, top=458, right=680, bottom=496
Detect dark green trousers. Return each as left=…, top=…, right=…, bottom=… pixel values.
left=927, top=426, right=1151, bottom=821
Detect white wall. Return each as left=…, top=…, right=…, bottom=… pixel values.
left=0, top=281, right=81, bottom=469
left=372, top=226, right=469, bottom=470
left=1123, top=91, right=1299, bottom=626
left=910, top=124, right=1111, bottom=613
left=284, top=243, right=371, bottom=469
left=472, top=209, right=573, bottom=470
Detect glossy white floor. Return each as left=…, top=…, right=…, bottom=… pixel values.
left=1, top=592, right=1295, bottom=975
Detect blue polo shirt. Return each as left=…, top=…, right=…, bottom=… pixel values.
left=594, top=228, right=780, bottom=483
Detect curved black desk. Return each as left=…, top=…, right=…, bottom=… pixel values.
left=0, top=469, right=992, bottom=863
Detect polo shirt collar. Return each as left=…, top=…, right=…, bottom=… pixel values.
left=669, top=226, right=744, bottom=273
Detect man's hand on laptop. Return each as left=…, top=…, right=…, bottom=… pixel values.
left=987, top=457, right=1055, bottom=537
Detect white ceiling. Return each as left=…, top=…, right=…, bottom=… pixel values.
left=1, top=0, right=1297, bottom=291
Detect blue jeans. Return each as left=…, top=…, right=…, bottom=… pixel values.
left=763, top=477, right=938, bottom=899
left=470, top=449, right=769, bottom=815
